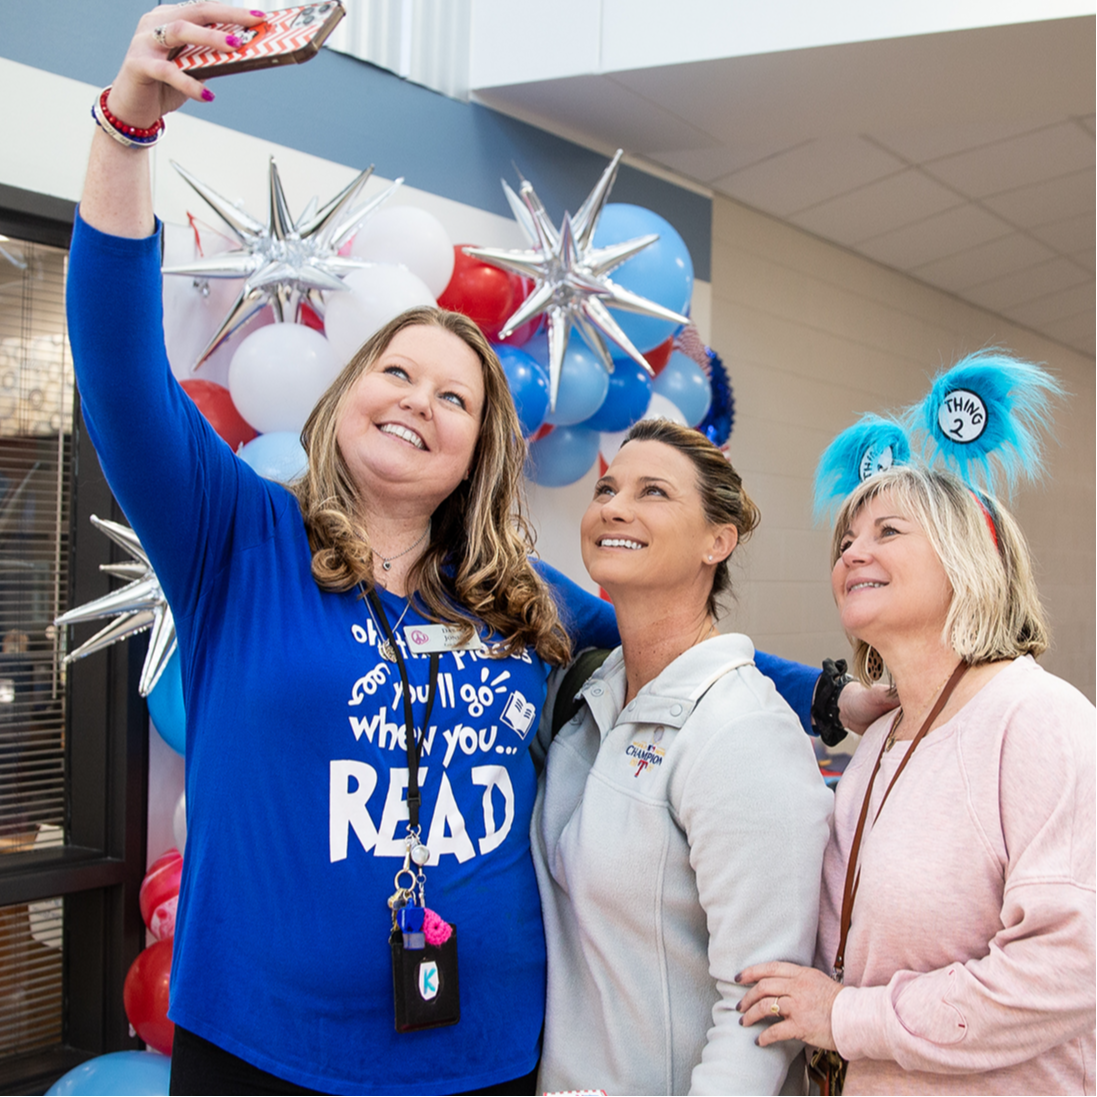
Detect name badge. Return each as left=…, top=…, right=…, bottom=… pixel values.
left=403, top=624, right=485, bottom=655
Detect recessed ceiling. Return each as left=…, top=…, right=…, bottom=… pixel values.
left=472, top=16, right=1095, bottom=357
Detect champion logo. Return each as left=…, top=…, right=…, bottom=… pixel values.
left=625, top=737, right=665, bottom=777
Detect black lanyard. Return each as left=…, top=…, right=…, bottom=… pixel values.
left=367, top=589, right=438, bottom=831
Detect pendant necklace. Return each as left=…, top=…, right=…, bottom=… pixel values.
left=885, top=669, right=953, bottom=751
left=372, top=524, right=430, bottom=572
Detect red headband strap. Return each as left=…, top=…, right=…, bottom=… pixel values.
left=971, top=491, right=999, bottom=549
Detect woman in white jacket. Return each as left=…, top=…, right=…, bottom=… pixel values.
left=532, top=418, right=832, bottom=1096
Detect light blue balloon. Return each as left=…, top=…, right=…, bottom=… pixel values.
left=653, top=351, right=712, bottom=427
left=493, top=343, right=550, bottom=437
left=593, top=204, right=693, bottom=353
left=46, top=1050, right=171, bottom=1095
left=147, top=649, right=185, bottom=756
left=238, top=432, right=308, bottom=483
left=524, top=333, right=610, bottom=427
left=527, top=426, right=600, bottom=487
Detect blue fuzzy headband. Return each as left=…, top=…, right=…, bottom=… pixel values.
left=812, top=350, right=1064, bottom=521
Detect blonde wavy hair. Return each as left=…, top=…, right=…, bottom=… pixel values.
left=830, top=465, right=1049, bottom=684
left=292, top=306, right=570, bottom=665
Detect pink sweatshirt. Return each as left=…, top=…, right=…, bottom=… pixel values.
left=817, top=656, right=1096, bottom=1095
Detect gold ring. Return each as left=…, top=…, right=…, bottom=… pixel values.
left=152, top=25, right=170, bottom=48
left=770, top=996, right=781, bottom=1016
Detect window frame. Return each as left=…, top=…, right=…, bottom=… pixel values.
left=0, top=183, right=150, bottom=1096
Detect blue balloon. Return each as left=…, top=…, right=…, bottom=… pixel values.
left=580, top=358, right=652, bottom=433
left=147, top=649, right=185, bottom=756
left=526, top=426, right=600, bottom=487
left=592, top=204, right=693, bottom=353
left=46, top=1050, right=171, bottom=1095
left=493, top=343, right=549, bottom=437
left=524, top=333, right=610, bottom=427
left=238, top=432, right=308, bottom=483
left=653, top=351, right=712, bottom=427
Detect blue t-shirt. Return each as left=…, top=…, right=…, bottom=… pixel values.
left=66, top=213, right=816, bottom=1094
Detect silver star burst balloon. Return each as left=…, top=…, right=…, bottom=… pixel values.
left=162, top=158, right=403, bottom=368
left=55, top=516, right=175, bottom=698
left=464, top=150, right=690, bottom=409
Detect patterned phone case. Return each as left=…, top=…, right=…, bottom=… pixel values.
left=171, top=2, right=345, bottom=78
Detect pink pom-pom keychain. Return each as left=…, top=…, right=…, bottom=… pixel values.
left=422, top=908, right=452, bottom=946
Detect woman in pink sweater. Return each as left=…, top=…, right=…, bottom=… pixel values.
left=738, top=464, right=1096, bottom=1095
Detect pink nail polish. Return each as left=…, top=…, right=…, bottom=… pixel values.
left=250, top=9, right=265, bottom=15
left=201, top=88, right=215, bottom=102
left=226, top=33, right=242, bottom=47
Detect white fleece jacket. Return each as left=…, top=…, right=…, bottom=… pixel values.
left=532, top=635, right=833, bottom=1096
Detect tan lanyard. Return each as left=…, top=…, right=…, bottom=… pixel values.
left=831, top=661, right=968, bottom=981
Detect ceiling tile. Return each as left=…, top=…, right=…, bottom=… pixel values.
left=921, top=122, right=1095, bottom=198
left=962, top=257, right=1089, bottom=312
left=1071, top=247, right=1095, bottom=272
left=712, top=137, right=905, bottom=218
left=786, top=169, right=961, bottom=246
left=1001, top=281, right=1097, bottom=327
left=654, top=141, right=797, bottom=185
left=982, top=168, right=1094, bottom=228
left=856, top=204, right=1013, bottom=270
left=912, top=233, right=1057, bottom=291
left=868, top=118, right=1057, bottom=164
left=1038, top=310, right=1096, bottom=355
left=1028, top=211, right=1096, bottom=255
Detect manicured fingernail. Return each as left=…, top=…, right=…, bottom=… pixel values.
left=734, top=972, right=743, bottom=982
left=251, top=9, right=265, bottom=14
left=738, top=1017, right=744, bottom=1026
left=226, top=33, right=242, bottom=47
left=201, top=88, right=215, bottom=102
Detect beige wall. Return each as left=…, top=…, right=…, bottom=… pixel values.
left=530, top=191, right=1095, bottom=702
left=710, top=193, right=1095, bottom=701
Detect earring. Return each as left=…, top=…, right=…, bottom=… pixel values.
left=864, top=646, right=884, bottom=682
left=708, top=554, right=713, bottom=561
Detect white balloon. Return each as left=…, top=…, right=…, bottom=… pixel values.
left=599, top=392, right=689, bottom=464
left=172, top=791, right=187, bottom=855
left=324, top=265, right=436, bottom=369
left=350, top=206, right=455, bottom=298
left=228, top=323, right=340, bottom=435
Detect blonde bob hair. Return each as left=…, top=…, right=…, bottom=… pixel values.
left=621, top=418, right=760, bottom=617
left=831, top=465, right=1049, bottom=684
left=292, top=306, right=570, bottom=665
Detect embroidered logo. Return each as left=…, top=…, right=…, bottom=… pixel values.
left=501, top=690, right=536, bottom=738
left=625, top=737, right=665, bottom=777
left=418, top=960, right=439, bottom=1001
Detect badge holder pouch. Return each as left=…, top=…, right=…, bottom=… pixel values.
left=370, top=589, right=461, bottom=1033
left=389, top=851, right=460, bottom=1032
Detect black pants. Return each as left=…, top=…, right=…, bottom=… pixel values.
left=169, top=1025, right=539, bottom=1095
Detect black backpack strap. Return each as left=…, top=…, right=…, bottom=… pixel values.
left=551, top=648, right=611, bottom=738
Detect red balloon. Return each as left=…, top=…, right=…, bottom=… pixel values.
left=180, top=379, right=258, bottom=452
left=438, top=247, right=529, bottom=341
left=123, top=939, right=174, bottom=1056
left=645, top=337, right=674, bottom=375
left=140, top=848, right=182, bottom=941
left=298, top=300, right=326, bottom=334
left=528, top=423, right=554, bottom=444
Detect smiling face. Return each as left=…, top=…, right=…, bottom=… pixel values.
left=335, top=324, right=485, bottom=516
left=581, top=439, right=737, bottom=602
left=831, top=490, right=954, bottom=651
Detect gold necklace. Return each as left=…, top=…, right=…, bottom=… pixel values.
left=361, top=587, right=413, bottom=662
left=885, top=670, right=954, bottom=751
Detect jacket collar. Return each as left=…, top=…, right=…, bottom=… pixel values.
left=580, top=634, right=756, bottom=739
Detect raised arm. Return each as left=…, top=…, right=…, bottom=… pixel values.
left=81, top=4, right=263, bottom=238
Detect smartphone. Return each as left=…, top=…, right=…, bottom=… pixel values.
left=171, top=2, right=345, bottom=78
